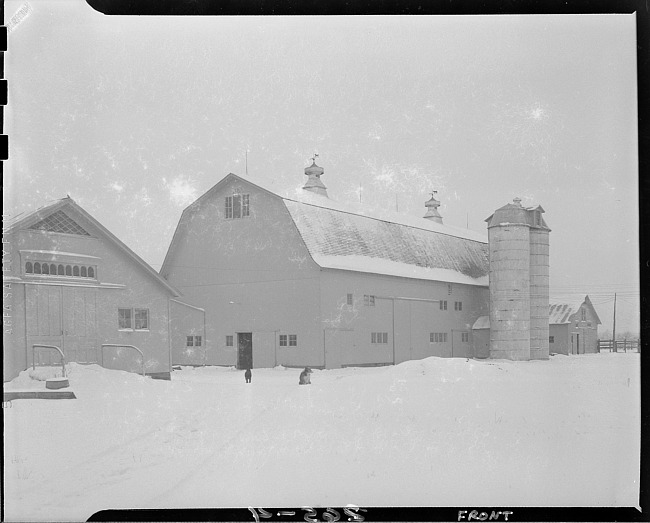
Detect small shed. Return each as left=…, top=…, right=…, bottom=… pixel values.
left=549, top=296, right=601, bottom=355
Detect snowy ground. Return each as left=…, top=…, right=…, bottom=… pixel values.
left=3, top=353, right=641, bottom=521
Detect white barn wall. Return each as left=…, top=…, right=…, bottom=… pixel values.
left=4, top=206, right=175, bottom=381
left=161, top=178, right=324, bottom=368
left=319, top=269, right=489, bottom=367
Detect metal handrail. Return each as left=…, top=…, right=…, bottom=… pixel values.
left=32, top=344, right=66, bottom=377
left=100, top=344, right=146, bottom=376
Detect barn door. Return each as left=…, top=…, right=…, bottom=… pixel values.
left=325, top=328, right=353, bottom=369
left=237, top=332, right=253, bottom=369
left=25, top=285, right=63, bottom=367
left=62, top=287, right=98, bottom=363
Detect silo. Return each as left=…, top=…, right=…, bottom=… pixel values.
left=529, top=206, right=551, bottom=360
left=485, top=198, right=531, bottom=360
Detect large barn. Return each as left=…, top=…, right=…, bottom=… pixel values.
left=161, top=162, right=493, bottom=369
left=2, top=197, right=182, bottom=382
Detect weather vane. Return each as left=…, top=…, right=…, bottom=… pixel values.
left=310, top=153, right=319, bottom=163
left=430, top=190, right=438, bottom=198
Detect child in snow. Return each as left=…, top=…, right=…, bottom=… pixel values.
left=299, top=367, right=311, bottom=385
left=245, top=368, right=252, bottom=383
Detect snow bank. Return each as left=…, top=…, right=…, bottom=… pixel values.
left=3, top=354, right=640, bottom=520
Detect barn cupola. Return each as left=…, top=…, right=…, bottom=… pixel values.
left=302, top=156, right=329, bottom=197
left=423, top=192, right=443, bottom=224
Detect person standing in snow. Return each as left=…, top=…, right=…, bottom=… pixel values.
left=299, top=367, right=311, bottom=385
left=245, top=368, right=252, bottom=383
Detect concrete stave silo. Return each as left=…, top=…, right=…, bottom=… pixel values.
left=485, top=198, right=550, bottom=361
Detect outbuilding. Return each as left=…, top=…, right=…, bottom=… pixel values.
left=2, top=197, right=182, bottom=381
left=549, top=296, right=601, bottom=355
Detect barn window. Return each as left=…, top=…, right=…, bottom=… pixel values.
left=118, top=308, right=133, bottom=329
left=364, top=295, right=375, bottom=306
left=347, top=293, right=353, bottom=306
left=194, top=336, right=202, bottom=346
left=49, top=264, right=57, bottom=274
left=454, top=301, right=463, bottom=311
left=461, top=332, right=469, bottom=343
left=448, top=284, right=453, bottom=295
left=549, top=336, right=555, bottom=343
left=134, top=309, right=149, bottom=330
left=58, top=264, right=65, bottom=275
left=289, top=335, right=297, bottom=346
left=34, top=262, right=41, bottom=274
left=226, top=335, right=234, bottom=347
left=88, top=267, right=95, bottom=278
left=439, top=300, right=447, bottom=311
left=581, top=308, right=586, bottom=321
left=371, top=332, right=388, bottom=344
left=25, top=262, right=33, bottom=273
left=66, top=265, right=72, bottom=276
left=73, top=265, right=80, bottom=276
left=430, top=332, right=448, bottom=343
left=225, top=194, right=251, bottom=220
left=187, top=336, right=194, bottom=347
left=279, top=335, right=287, bottom=346
left=80, top=266, right=87, bottom=277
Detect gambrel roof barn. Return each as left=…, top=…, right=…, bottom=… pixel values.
left=161, top=164, right=491, bottom=369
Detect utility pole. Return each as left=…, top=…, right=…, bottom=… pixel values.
left=612, top=293, right=617, bottom=352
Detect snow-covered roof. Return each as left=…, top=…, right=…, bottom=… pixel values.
left=472, top=316, right=490, bottom=330
left=549, top=295, right=601, bottom=325
left=283, top=197, right=489, bottom=285
left=162, top=172, right=490, bottom=285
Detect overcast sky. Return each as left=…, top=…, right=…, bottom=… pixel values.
left=4, top=2, right=639, bottom=334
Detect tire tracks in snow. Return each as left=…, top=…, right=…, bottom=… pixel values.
left=146, top=385, right=296, bottom=506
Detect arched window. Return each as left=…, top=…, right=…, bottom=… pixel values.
left=34, top=262, right=41, bottom=274
left=73, top=266, right=80, bottom=277
left=50, top=264, right=57, bottom=275
left=81, top=266, right=87, bottom=277
left=88, top=267, right=95, bottom=278
left=65, top=265, right=72, bottom=276
left=58, top=264, right=65, bottom=275
left=42, top=263, right=50, bottom=275
left=25, top=262, right=33, bottom=273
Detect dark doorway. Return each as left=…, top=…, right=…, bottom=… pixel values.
left=237, top=332, right=253, bottom=369
left=576, top=334, right=580, bottom=354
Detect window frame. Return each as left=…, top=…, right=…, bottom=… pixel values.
left=226, top=335, right=234, bottom=347
left=225, top=193, right=251, bottom=220
left=371, top=332, right=388, bottom=344
left=440, top=300, right=448, bottom=311
left=118, top=308, right=149, bottom=331
left=118, top=308, right=133, bottom=330
left=364, top=294, right=376, bottom=306
left=134, top=308, right=150, bottom=330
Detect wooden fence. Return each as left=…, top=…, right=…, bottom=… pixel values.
left=597, top=339, right=640, bottom=353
